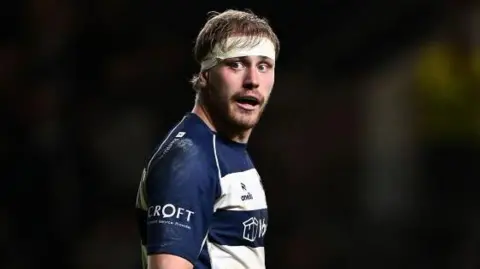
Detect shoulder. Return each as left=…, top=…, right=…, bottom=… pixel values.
left=143, top=113, right=223, bottom=187
left=148, top=135, right=214, bottom=173
left=146, top=115, right=218, bottom=169
left=144, top=135, right=221, bottom=198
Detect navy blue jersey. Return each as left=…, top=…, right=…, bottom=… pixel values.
left=136, top=113, right=268, bottom=269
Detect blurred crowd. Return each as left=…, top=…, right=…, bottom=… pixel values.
left=2, top=1, right=480, bottom=269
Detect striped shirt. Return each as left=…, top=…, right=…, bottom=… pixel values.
left=136, top=112, right=268, bottom=269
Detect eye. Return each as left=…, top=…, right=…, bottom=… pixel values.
left=258, top=62, right=272, bottom=73
left=226, top=60, right=245, bottom=70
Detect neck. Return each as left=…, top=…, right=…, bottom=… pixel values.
left=192, top=102, right=251, bottom=144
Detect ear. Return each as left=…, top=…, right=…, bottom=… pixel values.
left=201, top=70, right=209, bottom=82
left=198, top=71, right=209, bottom=89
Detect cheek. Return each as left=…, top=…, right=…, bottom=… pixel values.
left=211, top=70, right=240, bottom=95
left=222, top=72, right=243, bottom=91
left=261, top=75, right=275, bottom=96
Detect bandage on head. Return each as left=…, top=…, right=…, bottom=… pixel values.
left=200, top=36, right=276, bottom=71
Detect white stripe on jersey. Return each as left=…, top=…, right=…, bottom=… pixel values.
left=212, top=135, right=222, bottom=180
left=207, top=242, right=265, bottom=269
left=214, top=169, right=267, bottom=212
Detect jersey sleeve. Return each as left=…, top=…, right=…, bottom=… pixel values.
left=144, top=139, right=217, bottom=264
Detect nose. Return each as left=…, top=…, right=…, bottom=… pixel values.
left=243, top=67, right=259, bottom=90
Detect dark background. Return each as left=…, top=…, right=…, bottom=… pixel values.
left=2, top=1, right=480, bottom=268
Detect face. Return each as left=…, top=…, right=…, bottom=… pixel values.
left=202, top=55, right=275, bottom=131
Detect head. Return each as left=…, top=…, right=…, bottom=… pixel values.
left=191, top=9, right=280, bottom=133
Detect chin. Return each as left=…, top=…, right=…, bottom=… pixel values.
left=228, top=111, right=261, bottom=131
left=233, top=120, right=257, bottom=131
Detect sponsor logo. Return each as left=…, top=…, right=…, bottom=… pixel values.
left=240, top=183, right=254, bottom=201
left=241, top=183, right=247, bottom=191
left=147, top=204, right=195, bottom=229
left=241, top=192, right=253, bottom=201
left=242, top=217, right=267, bottom=242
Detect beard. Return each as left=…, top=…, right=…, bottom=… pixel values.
left=201, top=84, right=266, bottom=133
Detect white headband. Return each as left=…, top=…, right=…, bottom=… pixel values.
left=200, top=36, right=276, bottom=71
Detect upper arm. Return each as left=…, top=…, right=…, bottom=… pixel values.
left=147, top=254, right=193, bottom=269
left=144, top=139, right=217, bottom=267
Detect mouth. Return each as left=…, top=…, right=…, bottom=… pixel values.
left=234, top=96, right=261, bottom=111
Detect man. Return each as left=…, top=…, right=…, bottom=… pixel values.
left=135, top=9, right=280, bottom=269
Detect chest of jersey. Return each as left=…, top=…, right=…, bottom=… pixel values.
left=210, top=169, right=268, bottom=247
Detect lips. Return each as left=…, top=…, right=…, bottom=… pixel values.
left=235, top=95, right=260, bottom=106
left=234, top=95, right=261, bottom=111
